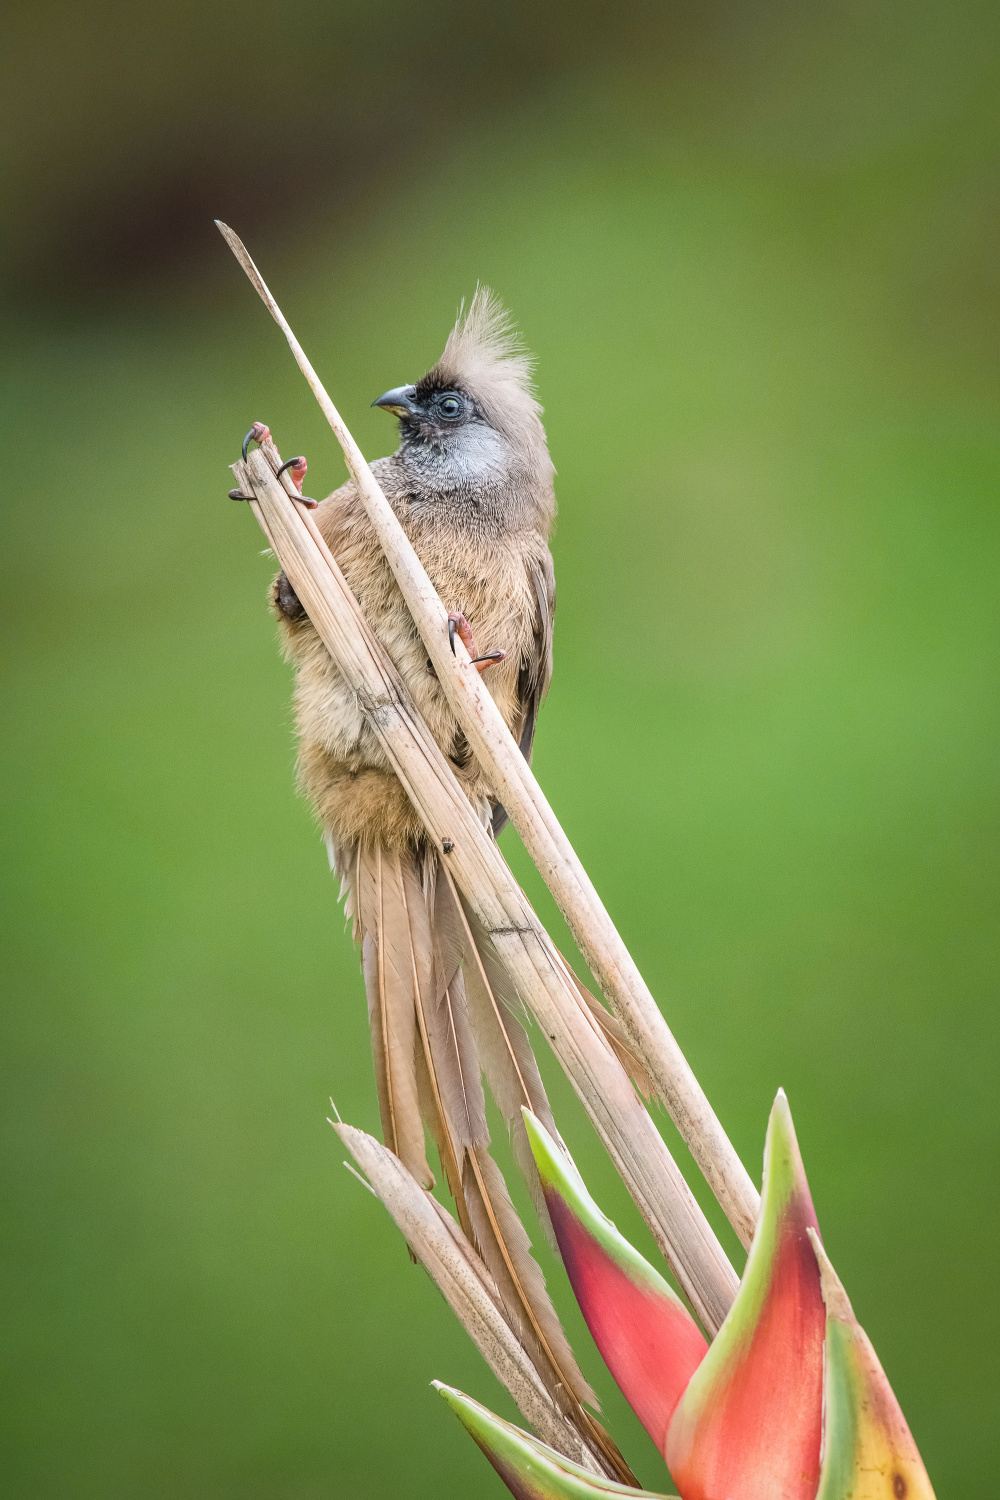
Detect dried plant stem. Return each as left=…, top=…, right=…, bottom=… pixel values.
left=333, top=1123, right=604, bottom=1472
left=235, top=444, right=737, bottom=1334
left=217, top=221, right=759, bottom=1248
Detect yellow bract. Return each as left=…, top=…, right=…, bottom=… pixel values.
left=811, top=1233, right=936, bottom=1500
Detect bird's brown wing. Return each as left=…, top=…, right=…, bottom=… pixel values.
left=491, top=549, right=555, bottom=838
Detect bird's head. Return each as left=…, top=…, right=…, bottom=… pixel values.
left=371, top=288, right=554, bottom=520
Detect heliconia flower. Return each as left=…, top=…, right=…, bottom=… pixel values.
left=665, top=1089, right=826, bottom=1500
left=434, top=1382, right=677, bottom=1500
left=809, top=1231, right=936, bottom=1500
left=414, top=1093, right=934, bottom=1500
left=523, top=1108, right=708, bottom=1453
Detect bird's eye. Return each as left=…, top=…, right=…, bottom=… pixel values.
left=439, top=395, right=462, bottom=419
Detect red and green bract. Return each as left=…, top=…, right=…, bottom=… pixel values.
left=437, top=1091, right=936, bottom=1500
left=524, top=1110, right=707, bottom=1454
left=666, top=1091, right=825, bottom=1500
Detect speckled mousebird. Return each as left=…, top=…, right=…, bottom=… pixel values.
left=274, top=288, right=557, bottom=848
left=268, top=291, right=617, bottom=1434
left=264, top=293, right=650, bottom=1481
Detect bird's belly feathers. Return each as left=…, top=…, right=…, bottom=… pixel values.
left=285, top=510, right=538, bottom=846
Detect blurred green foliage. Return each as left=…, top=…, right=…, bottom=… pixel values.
left=2, top=3, right=999, bottom=1496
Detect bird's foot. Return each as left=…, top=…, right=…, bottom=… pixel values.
left=276, top=455, right=308, bottom=493
left=273, top=570, right=306, bottom=621
left=447, top=612, right=507, bottom=673
left=236, top=424, right=318, bottom=508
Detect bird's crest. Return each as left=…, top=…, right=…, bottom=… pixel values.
left=427, top=287, right=548, bottom=464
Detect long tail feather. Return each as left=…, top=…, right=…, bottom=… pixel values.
left=404, top=856, right=488, bottom=1152
left=343, top=838, right=631, bottom=1479
left=353, top=845, right=431, bottom=1187
left=405, top=855, right=606, bottom=1446
left=438, top=867, right=559, bottom=1229
left=462, top=1148, right=638, bottom=1485
left=439, top=868, right=553, bottom=1128
left=392, top=850, right=470, bottom=1215
left=561, top=961, right=658, bottom=1104
left=464, top=1147, right=596, bottom=1410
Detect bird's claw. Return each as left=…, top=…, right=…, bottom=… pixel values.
left=447, top=612, right=506, bottom=672
left=234, top=426, right=318, bottom=508
left=242, top=421, right=271, bottom=460
left=276, top=455, right=308, bottom=490
left=275, top=454, right=319, bottom=509
left=448, top=611, right=475, bottom=656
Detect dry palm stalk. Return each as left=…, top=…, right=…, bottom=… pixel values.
left=217, top=222, right=759, bottom=1250
left=232, top=441, right=737, bottom=1336
left=331, top=1122, right=607, bottom=1474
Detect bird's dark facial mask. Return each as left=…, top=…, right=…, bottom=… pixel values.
left=372, top=381, right=473, bottom=441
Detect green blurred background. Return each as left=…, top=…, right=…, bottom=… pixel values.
left=3, top=2, right=998, bottom=1494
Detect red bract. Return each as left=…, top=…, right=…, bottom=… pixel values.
left=433, top=1092, right=935, bottom=1500
left=524, top=1110, right=708, bottom=1453
left=665, top=1091, right=826, bottom=1500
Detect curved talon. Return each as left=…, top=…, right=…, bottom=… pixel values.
left=448, top=611, right=477, bottom=657
left=276, top=456, right=307, bottom=485
left=229, top=487, right=255, bottom=502
left=274, top=454, right=318, bottom=508
left=446, top=611, right=502, bottom=672
left=242, top=421, right=271, bottom=460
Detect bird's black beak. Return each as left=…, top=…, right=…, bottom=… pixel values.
left=372, top=384, right=420, bottom=419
